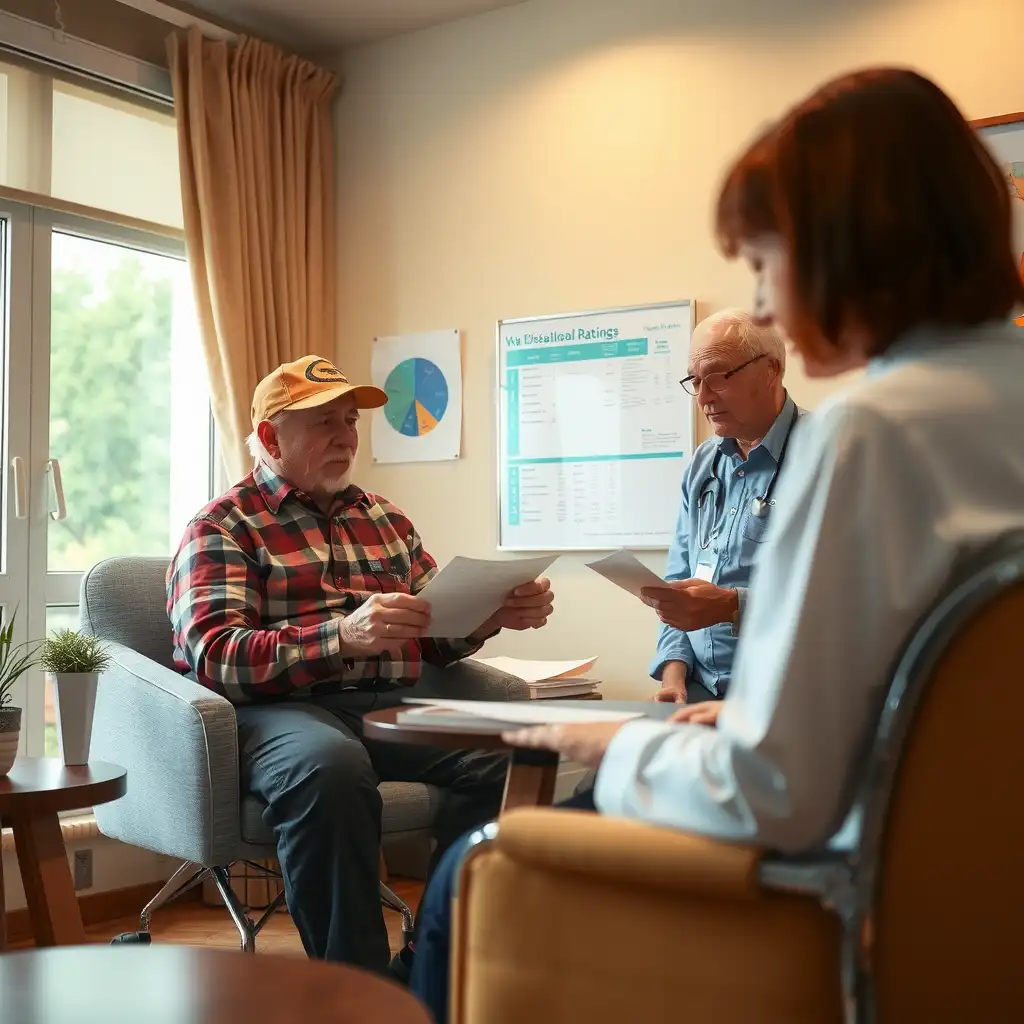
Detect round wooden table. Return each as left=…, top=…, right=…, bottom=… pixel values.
left=0, top=758, right=127, bottom=951
left=363, top=707, right=561, bottom=810
left=0, top=946, right=430, bottom=1023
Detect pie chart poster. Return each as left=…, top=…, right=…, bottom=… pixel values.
left=371, top=329, right=463, bottom=463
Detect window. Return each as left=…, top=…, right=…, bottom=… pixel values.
left=0, top=62, right=214, bottom=755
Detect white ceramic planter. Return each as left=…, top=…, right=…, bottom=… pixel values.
left=0, top=706, right=21, bottom=775
left=49, top=671, right=99, bottom=766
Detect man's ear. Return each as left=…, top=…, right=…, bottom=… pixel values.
left=257, top=418, right=282, bottom=460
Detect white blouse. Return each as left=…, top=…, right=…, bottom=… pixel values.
left=596, top=320, right=1024, bottom=851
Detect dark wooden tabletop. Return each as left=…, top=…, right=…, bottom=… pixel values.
left=0, top=946, right=430, bottom=1023
left=0, top=759, right=126, bottom=815
left=363, top=700, right=677, bottom=751
left=363, top=705, right=516, bottom=750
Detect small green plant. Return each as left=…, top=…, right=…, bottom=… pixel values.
left=40, top=629, right=110, bottom=675
left=0, top=610, right=40, bottom=708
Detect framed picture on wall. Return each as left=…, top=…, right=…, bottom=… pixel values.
left=974, top=111, right=1024, bottom=325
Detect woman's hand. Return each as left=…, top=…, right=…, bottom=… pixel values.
left=500, top=721, right=625, bottom=769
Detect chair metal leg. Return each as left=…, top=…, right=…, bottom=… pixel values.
left=140, top=862, right=209, bottom=933
left=380, top=881, right=415, bottom=946
left=210, top=865, right=258, bottom=953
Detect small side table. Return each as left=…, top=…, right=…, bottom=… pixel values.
left=0, top=758, right=126, bottom=950
left=364, top=708, right=560, bottom=810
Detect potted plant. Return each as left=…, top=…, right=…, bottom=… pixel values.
left=0, top=610, right=40, bottom=776
left=40, top=629, right=110, bottom=767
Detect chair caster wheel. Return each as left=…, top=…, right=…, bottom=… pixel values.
left=110, top=931, right=152, bottom=945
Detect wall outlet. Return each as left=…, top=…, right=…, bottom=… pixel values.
left=74, top=849, right=93, bottom=891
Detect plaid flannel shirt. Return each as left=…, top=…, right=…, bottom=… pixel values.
left=167, top=463, right=481, bottom=704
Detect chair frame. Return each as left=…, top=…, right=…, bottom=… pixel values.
left=758, top=538, right=1024, bottom=1023
left=123, top=857, right=414, bottom=953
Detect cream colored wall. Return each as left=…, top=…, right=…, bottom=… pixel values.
left=335, top=0, right=1024, bottom=696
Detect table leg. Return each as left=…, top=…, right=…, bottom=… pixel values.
left=0, top=824, right=6, bottom=952
left=501, top=749, right=559, bottom=810
left=11, top=812, right=86, bottom=946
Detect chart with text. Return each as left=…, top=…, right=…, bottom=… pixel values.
left=498, top=301, right=694, bottom=550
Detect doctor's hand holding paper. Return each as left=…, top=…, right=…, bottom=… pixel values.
left=641, top=578, right=739, bottom=633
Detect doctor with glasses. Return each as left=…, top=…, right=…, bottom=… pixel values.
left=642, top=309, right=803, bottom=707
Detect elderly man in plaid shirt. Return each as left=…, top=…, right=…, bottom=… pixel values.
left=167, top=355, right=554, bottom=977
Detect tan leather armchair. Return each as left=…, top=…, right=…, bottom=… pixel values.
left=451, top=535, right=1024, bottom=1024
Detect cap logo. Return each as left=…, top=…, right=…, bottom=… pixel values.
left=305, top=359, right=347, bottom=384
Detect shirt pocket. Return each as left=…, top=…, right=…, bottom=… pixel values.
left=355, top=551, right=413, bottom=595
left=740, top=505, right=772, bottom=546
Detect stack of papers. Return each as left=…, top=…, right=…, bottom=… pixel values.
left=397, top=698, right=642, bottom=731
left=470, top=656, right=600, bottom=699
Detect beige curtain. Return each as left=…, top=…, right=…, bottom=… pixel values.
left=168, top=27, right=338, bottom=481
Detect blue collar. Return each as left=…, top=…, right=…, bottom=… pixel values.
left=718, top=393, right=797, bottom=464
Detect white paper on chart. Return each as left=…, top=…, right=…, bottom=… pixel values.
left=401, top=698, right=643, bottom=726
left=469, top=656, right=597, bottom=684
left=419, top=554, right=559, bottom=638
left=371, top=328, right=463, bottom=464
left=585, top=548, right=666, bottom=599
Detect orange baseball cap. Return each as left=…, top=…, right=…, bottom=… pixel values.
left=251, top=355, right=387, bottom=427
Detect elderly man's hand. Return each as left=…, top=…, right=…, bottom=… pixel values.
left=501, top=720, right=624, bottom=768
left=470, top=577, right=554, bottom=641
left=640, top=580, right=738, bottom=632
left=339, top=593, right=430, bottom=655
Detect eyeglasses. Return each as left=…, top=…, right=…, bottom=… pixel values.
left=679, top=354, right=767, bottom=396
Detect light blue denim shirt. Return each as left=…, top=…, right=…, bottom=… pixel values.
left=650, top=395, right=802, bottom=696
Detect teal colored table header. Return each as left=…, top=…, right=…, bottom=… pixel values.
left=505, top=338, right=648, bottom=367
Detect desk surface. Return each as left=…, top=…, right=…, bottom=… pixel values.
left=0, top=946, right=430, bottom=1024
left=363, top=700, right=677, bottom=750
left=0, top=759, right=126, bottom=815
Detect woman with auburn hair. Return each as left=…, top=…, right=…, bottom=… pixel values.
left=405, top=68, right=1024, bottom=1019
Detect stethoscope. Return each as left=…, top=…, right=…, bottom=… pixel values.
left=696, top=402, right=799, bottom=550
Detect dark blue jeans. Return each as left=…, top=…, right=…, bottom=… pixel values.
left=409, top=786, right=598, bottom=1022
left=235, top=688, right=508, bottom=973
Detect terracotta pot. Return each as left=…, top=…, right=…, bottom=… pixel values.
left=0, top=705, right=21, bottom=776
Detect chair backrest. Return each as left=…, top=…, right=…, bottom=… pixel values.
left=80, top=556, right=176, bottom=669
left=853, top=534, right=1024, bottom=1020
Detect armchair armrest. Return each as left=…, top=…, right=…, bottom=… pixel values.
left=453, top=812, right=839, bottom=1024
left=416, top=658, right=530, bottom=701
left=492, top=807, right=762, bottom=900
left=91, top=643, right=242, bottom=866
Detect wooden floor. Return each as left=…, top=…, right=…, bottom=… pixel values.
left=23, top=879, right=423, bottom=958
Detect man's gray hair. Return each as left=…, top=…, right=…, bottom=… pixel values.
left=695, top=309, right=786, bottom=374
left=245, top=411, right=284, bottom=464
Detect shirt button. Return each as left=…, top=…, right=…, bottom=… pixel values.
left=737, top=470, right=745, bottom=477
left=730, top=508, right=737, bottom=515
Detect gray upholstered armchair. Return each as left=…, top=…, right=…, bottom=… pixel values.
left=81, top=555, right=528, bottom=952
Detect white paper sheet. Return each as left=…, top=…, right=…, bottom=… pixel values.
left=469, top=656, right=597, bottom=683
left=419, top=554, right=559, bottom=638
left=585, top=548, right=665, bottom=599
left=402, top=698, right=642, bottom=725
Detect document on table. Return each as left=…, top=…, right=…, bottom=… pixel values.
left=585, top=548, right=666, bottom=599
left=469, top=656, right=598, bottom=683
left=418, top=554, right=559, bottom=638
left=401, top=698, right=643, bottom=726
